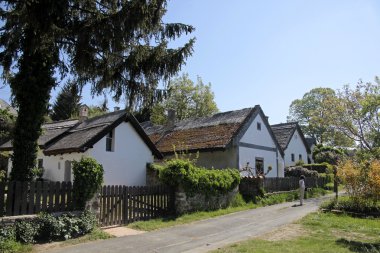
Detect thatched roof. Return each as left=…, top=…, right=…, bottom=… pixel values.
left=142, top=106, right=284, bottom=156
left=271, top=122, right=310, bottom=153
left=0, top=111, right=162, bottom=158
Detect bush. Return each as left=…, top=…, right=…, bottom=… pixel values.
left=285, top=166, right=318, bottom=178
left=312, top=145, right=344, bottom=165
left=338, top=159, right=380, bottom=201
left=229, top=193, right=247, bottom=207
left=1, top=212, right=98, bottom=245
left=321, top=196, right=380, bottom=214
left=15, top=220, right=39, bottom=244
left=159, top=159, right=240, bottom=196
left=303, top=163, right=333, bottom=173
left=72, top=157, right=104, bottom=209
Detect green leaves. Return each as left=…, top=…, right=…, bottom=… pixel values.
left=72, top=157, right=104, bottom=209
left=158, top=159, right=240, bottom=196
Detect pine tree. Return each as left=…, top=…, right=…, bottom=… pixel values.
left=51, top=82, right=82, bottom=121
left=0, top=1, right=195, bottom=180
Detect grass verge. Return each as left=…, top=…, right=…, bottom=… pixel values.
left=127, top=188, right=329, bottom=231
left=212, top=212, right=380, bottom=253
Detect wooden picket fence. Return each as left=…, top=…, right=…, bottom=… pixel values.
left=0, top=181, right=73, bottom=217
left=99, top=185, right=174, bottom=227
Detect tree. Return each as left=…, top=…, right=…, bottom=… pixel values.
left=0, top=108, right=15, bottom=145
left=330, top=80, right=380, bottom=151
left=150, top=73, right=218, bottom=124
left=0, top=1, right=194, bottom=180
left=287, top=87, right=353, bottom=146
left=51, top=81, right=82, bottom=121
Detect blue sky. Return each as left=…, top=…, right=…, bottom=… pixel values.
left=1, top=0, right=380, bottom=124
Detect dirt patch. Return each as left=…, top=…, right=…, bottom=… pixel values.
left=103, top=227, right=145, bottom=237
left=331, top=229, right=377, bottom=241
left=257, top=224, right=308, bottom=241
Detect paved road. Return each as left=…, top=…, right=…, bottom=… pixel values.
left=45, top=195, right=334, bottom=253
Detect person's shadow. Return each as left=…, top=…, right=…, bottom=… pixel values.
left=291, top=204, right=302, bottom=207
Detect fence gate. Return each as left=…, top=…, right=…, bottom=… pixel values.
left=99, top=185, right=174, bottom=227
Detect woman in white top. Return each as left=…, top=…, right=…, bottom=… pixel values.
left=299, top=175, right=305, bottom=206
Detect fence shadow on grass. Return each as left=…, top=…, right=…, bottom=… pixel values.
left=336, top=238, right=380, bottom=253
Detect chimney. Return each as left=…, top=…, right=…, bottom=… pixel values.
left=167, top=109, right=176, bottom=127
left=79, top=105, right=89, bottom=122
left=114, top=106, right=120, bottom=112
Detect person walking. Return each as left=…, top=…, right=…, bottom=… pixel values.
left=299, top=175, right=305, bottom=206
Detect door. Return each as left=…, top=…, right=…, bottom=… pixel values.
left=64, top=160, right=72, bottom=182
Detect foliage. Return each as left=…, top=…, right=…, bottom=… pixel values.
left=321, top=196, right=380, bottom=214
left=338, top=158, right=380, bottom=202
left=15, top=220, right=39, bottom=244
left=87, top=105, right=109, bottom=118
left=150, top=73, right=219, bottom=124
left=330, top=80, right=380, bottom=151
left=72, top=157, right=104, bottom=209
left=51, top=81, right=82, bottom=121
left=0, top=212, right=97, bottom=246
left=287, top=87, right=353, bottom=146
left=0, top=1, right=194, bottom=181
left=158, top=159, right=240, bottom=196
left=31, top=167, right=44, bottom=180
left=0, top=108, right=15, bottom=145
left=312, top=145, right=344, bottom=165
left=0, top=170, right=6, bottom=182
left=295, top=160, right=304, bottom=166
left=302, top=162, right=333, bottom=173
left=285, top=166, right=319, bottom=178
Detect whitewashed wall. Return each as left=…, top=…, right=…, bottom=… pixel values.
left=6, top=151, right=86, bottom=181
left=238, top=114, right=284, bottom=178
left=7, top=121, right=154, bottom=185
left=284, top=129, right=309, bottom=167
left=90, top=122, right=154, bottom=186
left=195, top=148, right=238, bottom=169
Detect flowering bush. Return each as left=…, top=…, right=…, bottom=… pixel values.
left=338, top=159, right=380, bottom=202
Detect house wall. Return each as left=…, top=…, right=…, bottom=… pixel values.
left=90, top=121, right=154, bottom=186
left=238, top=114, right=284, bottom=178
left=6, top=122, right=154, bottom=186
left=284, top=129, right=309, bottom=167
left=6, top=151, right=86, bottom=182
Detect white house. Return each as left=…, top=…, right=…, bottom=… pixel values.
left=0, top=108, right=162, bottom=185
left=142, top=105, right=285, bottom=177
left=271, top=122, right=310, bottom=167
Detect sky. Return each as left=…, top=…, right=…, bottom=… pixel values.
left=1, top=0, right=380, bottom=124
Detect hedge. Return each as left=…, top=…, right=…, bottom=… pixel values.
left=302, top=163, right=333, bottom=173
left=158, top=159, right=240, bottom=196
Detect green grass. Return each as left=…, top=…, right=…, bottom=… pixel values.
left=212, top=212, right=380, bottom=253
left=127, top=188, right=329, bottom=231
left=0, top=240, right=33, bottom=253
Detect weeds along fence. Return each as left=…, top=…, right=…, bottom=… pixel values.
left=240, top=177, right=328, bottom=196
left=0, top=181, right=73, bottom=217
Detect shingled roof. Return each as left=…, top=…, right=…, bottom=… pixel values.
left=271, top=122, right=310, bottom=153
left=0, top=111, right=162, bottom=158
left=142, top=106, right=284, bottom=155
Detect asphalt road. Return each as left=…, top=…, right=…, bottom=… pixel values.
left=45, top=195, right=334, bottom=253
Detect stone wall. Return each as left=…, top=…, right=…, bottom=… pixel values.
left=175, top=187, right=238, bottom=215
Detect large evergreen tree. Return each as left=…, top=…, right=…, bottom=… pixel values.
left=0, top=0, right=195, bottom=180
left=51, top=81, right=82, bottom=121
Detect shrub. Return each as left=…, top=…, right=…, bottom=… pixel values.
left=338, top=159, right=380, bottom=201
left=303, top=163, right=333, bottom=173
left=285, top=166, right=318, bottom=178
left=72, top=157, right=104, bottom=209
left=229, top=193, right=247, bottom=207
left=321, top=196, right=380, bottom=214
left=312, top=145, right=344, bottom=165
left=0, top=226, right=15, bottom=242
left=159, top=159, right=240, bottom=196
left=15, top=220, right=39, bottom=244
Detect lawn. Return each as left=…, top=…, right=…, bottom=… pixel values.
left=212, top=212, right=380, bottom=253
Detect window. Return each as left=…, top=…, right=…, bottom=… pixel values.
left=37, top=159, right=43, bottom=169
left=299, top=154, right=302, bottom=161
left=291, top=153, right=295, bottom=162
left=257, top=122, right=261, bottom=130
left=106, top=130, right=114, bottom=152
left=255, top=158, right=264, bottom=176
